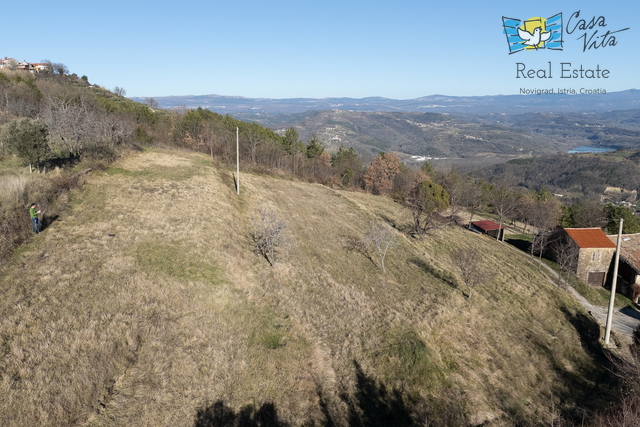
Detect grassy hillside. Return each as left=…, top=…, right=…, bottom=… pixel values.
left=0, top=148, right=619, bottom=426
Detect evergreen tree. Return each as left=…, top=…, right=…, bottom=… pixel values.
left=331, top=146, right=362, bottom=187
left=408, top=179, right=450, bottom=239
left=306, top=134, right=324, bottom=158
left=5, top=119, right=50, bottom=171
left=605, top=205, right=640, bottom=234
left=282, top=127, right=304, bottom=154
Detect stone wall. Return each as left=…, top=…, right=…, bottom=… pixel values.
left=576, top=247, right=616, bottom=286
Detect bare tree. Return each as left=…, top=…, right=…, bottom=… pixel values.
left=551, top=239, right=579, bottom=289
left=39, top=59, right=53, bottom=74
left=92, top=111, right=135, bottom=146
left=113, top=87, right=126, bottom=97
left=364, top=221, right=400, bottom=273
left=464, top=178, right=488, bottom=226
left=51, top=62, right=68, bottom=76
left=4, top=58, right=18, bottom=70
left=250, top=206, right=290, bottom=267
left=453, top=247, right=491, bottom=300
left=572, top=199, right=607, bottom=228
left=438, top=168, right=469, bottom=223
left=144, top=97, right=158, bottom=108
left=514, top=192, right=535, bottom=234
left=590, top=349, right=640, bottom=426
left=40, top=96, right=93, bottom=157
left=529, top=198, right=562, bottom=265
left=243, top=122, right=265, bottom=164
left=489, top=185, right=520, bottom=241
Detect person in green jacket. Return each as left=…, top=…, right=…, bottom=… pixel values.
left=29, top=203, right=41, bottom=234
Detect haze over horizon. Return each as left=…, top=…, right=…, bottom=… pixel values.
left=5, top=0, right=638, bottom=100
left=143, top=88, right=640, bottom=101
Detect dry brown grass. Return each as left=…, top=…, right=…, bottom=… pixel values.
left=0, top=148, right=616, bottom=426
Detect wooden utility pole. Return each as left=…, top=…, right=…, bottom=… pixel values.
left=236, top=127, right=240, bottom=195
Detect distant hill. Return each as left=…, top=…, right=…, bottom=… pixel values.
left=216, top=109, right=640, bottom=164
left=455, top=110, right=640, bottom=154
left=237, top=110, right=561, bottom=161
left=131, top=89, right=640, bottom=115
left=131, top=92, right=640, bottom=163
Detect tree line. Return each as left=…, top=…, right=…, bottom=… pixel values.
left=2, top=65, right=636, bottom=265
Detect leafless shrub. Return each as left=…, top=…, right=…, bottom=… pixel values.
left=40, top=96, right=93, bottom=156
left=452, top=247, right=491, bottom=299
left=344, top=235, right=373, bottom=264
left=551, top=239, right=579, bottom=290
left=250, top=206, right=290, bottom=267
left=363, top=221, right=400, bottom=273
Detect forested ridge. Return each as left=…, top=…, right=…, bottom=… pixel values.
left=469, top=151, right=640, bottom=199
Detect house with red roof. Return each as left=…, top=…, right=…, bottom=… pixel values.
left=470, top=220, right=505, bottom=241
left=0, top=58, right=50, bottom=72
left=563, top=228, right=616, bottom=286
left=30, top=63, right=50, bottom=73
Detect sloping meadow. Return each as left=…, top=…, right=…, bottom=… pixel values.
left=0, top=149, right=616, bottom=426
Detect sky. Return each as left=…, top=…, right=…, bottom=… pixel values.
left=4, top=0, right=639, bottom=99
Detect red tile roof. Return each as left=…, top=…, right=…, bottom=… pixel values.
left=471, top=220, right=505, bottom=231
left=565, top=228, right=616, bottom=249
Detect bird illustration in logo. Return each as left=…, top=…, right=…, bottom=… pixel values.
left=517, top=26, right=551, bottom=48
left=502, top=13, right=563, bottom=54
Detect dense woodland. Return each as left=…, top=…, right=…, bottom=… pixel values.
left=469, top=153, right=640, bottom=200
left=3, top=66, right=640, bottom=425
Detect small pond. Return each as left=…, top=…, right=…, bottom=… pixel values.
left=568, top=146, right=618, bottom=154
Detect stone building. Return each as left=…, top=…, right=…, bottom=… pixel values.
left=564, top=228, right=616, bottom=286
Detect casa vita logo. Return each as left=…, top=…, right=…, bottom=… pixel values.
left=502, top=14, right=564, bottom=54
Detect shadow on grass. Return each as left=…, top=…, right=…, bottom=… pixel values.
left=408, top=257, right=457, bottom=289
left=193, top=343, right=617, bottom=427
left=555, top=307, right=622, bottom=422
left=343, top=235, right=376, bottom=267
left=504, top=237, right=531, bottom=253
left=44, top=154, right=80, bottom=170
left=41, top=214, right=59, bottom=232
left=378, top=215, right=414, bottom=236
left=194, top=361, right=459, bottom=427
left=194, top=401, right=284, bottom=427
left=336, top=361, right=416, bottom=427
